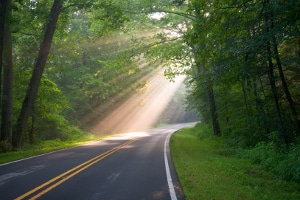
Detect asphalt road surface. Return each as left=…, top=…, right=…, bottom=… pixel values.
left=0, top=123, right=195, bottom=200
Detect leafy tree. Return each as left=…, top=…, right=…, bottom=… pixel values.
left=0, top=0, right=133, bottom=149
left=13, top=0, right=63, bottom=149
left=182, top=0, right=299, bottom=145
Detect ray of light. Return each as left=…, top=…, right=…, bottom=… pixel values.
left=86, top=68, right=185, bottom=135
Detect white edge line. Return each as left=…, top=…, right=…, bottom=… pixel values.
left=0, top=145, right=78, bottom=167
left=164, top=131, right=178, bottom=200
left=0, top=135, right=126, bottom=167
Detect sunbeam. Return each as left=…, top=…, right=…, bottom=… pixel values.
left=87, top=68, right=185, bottom=134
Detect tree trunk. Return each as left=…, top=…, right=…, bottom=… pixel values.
left=253, top=76, right=271, bottom=136
left=13, top=0, right=62, bottom=149
left=296, top=37, right=300, bottom=70
left=198, top=63, right=221, bottom=136
left=266, top=7, right=300, bottom=131
left=263, top=0, right=288, bottom=145
left=192, top=41, right=221, bottom=136
left=1, top=0, right=13, bottom=143
left=205, top=81, right=221, bottom=136
left=271, top=35, right=300, bottom=131
left=267, top=44, right=288, bottom=145
left=0, top=0, right=6, bottom=109
left=29, top=115, right=35, bottom=145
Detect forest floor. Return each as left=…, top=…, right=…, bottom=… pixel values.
left=170, top=125, right=300, bottom=200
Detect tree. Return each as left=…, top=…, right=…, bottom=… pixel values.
left=181, top=0, right=300, bottom=145
left=0, top=0, right=5, bottom=104
left=0, top=0, right=13, bottom=143
left=13, top=0, right=62, bottom=149
left=11, top=0, right=133, bottom=148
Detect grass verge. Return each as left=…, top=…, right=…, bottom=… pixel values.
left=170, top=125, right=300, bottom=200
left=0, top=134, right=113, bottom=165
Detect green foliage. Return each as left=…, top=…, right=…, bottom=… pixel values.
left=146, top=37, right=191, bottom=79
left=88, top=1, right=130, bottom=37
left=13, top=64, right=71, bottom=143
left=171, top=124, right=300, bottom=199
left=194, top=122, right=213, bottom=139
left=0, top=131, right=106, bottom=164
left=183, top=0, right=300, bottom=146
left=247, top=142, right=300, bottom=183
left=1, top=0, right=147, bottom=149
left=50, top=31, right=149, bottom=123
left=0, top=140, right=12, bottom=153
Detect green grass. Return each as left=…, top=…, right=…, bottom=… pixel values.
left=0, top=134, right=113, bottom=164
left=170, top=125, right=300, bottom=200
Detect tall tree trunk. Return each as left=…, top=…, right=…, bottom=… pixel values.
left=296, top=37, right=300, bottom=70
left=192, top=42, right=221, bottom=136
left=29, top=115, right=35, bottom=145
left=263, top=0, right=288, bottom=145
left=198, top=64, right=221, bottom=136
left=271, top=35, right=300, bottom=131
left=1, top=0, right=13, bottom=143
left=267, top=43, right=288, bottom=145
left=266, top=8, right=300, bottom=131
left=205, top=81, right=221, bottom=136
left=0, top=0, right=6, bottom=109
left=0, top=0, right=6, bottom=140
left=13, top=0, right=62, bottom=149
left=0, top=0, right=7, bottom=140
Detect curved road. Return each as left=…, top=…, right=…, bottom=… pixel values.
left=0, top=123, right=194, bottom=200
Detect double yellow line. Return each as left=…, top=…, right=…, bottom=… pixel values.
left=15, top=139, right=136, bottom=200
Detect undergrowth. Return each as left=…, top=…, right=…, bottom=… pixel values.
left=212, top=121, right=300, bottom=183
left=246, top=141, right=300, bottom=183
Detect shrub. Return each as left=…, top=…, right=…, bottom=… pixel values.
left=195, top=122, right=213, bottom=139
left=0, top=140, right=12, bottom=153
left=247, top=142, right=300, bottom=183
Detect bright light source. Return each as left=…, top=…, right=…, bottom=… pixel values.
left=148, top=12, right=166, bottom=20
left=87, top=68, right=185, bottom=134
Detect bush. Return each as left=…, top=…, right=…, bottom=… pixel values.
left=0, top=140, right=12, bottom=153
left=247, top=142, right=300, bottom=183
left=274, top=143, right=300, bottom=182
left=195, top=122, right=213, bottom=139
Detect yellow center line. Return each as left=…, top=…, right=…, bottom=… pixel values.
left=15, top=139, right=136, bottom=200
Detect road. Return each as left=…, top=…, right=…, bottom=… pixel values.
left=0, top=123, right=195, bottom=200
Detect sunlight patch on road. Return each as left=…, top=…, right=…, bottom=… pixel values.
left=106, top=131, right=150, bottom=140
left=88, top=68, right=185, bottom=134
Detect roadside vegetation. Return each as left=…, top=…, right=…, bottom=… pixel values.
left=171, top=123, right=300, bottom=200
left=0, top=131, right=112, bottom=164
